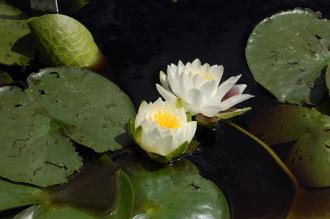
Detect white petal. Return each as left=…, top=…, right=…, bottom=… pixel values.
left=200, top=105, right=221, bottom=117
left=159, top=71, right=170, bottom=89
left=223, top=84, right=247, bottom=100
left=216, top=75, right=241, bottom=101
left=210, top=65, right=223, bottom=85
left=200, top=80, right=218, bottom=97
left=156, top=84, right=177, bottom=103
left=186, top=88, right=205, bottom=108
left=192, top=59, right=201, bottom=69
left=155, top=135, right=175, bottom=156
left=135, top=101, right=149, bottom=128
left=178, top=60, right=185, bottom=72
left=219, top=94, right=254, bottom=111
left=184, top=121, right=197, bottom=143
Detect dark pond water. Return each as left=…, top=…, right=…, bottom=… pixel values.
left=74, top=0, right=330, bottom=218
left=2, top=0, right=330, bottom=218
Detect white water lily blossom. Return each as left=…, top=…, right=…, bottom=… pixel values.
left=156, top=59, right=254, bottom=118
left=129, top=98, right=197, bottom=163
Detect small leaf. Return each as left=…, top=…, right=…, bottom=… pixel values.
left=217, top=107, right=251, bottom=120
left=0, top=2, right=26, bottom=19
left=0, top=178, right=44, bottom=212
left=28, top=67, right=136, bottom=152
left=0, top=86, right=83, bottom=187
left=246, top=8, right=330, bottom=104
left=117, top=156, right=230, bottom=219
left=28, top=14, right=102, bottom=68
left=0, top=70, right=12, bottom=84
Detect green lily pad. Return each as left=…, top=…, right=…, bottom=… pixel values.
left=27, top=67, right=136, bottom=152
left=0, top=178, right=44, bottom=212
left=117, top=156, right=230, bottom=219
left=13, top=156, right=134, bottom=219
left=0, top=86, right=82, bottom=187
left=0, top=70, right=12, bottom=84
left=246, top=8, right=330, bottom=104
left=28, top=14, right=102, bottom=68
left=0, top=2, right=36, bottom=66
left=248, top=104, right=330, bottom=187
left=286, top=188, right=330, bottom=219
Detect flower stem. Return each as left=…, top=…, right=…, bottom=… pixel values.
left=227, top=122, right=301, bottom=193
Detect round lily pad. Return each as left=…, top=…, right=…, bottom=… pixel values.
left=27, top=67, right=136, bottom=152
left=246, top=8, right=330, bottom=104
left=0, top=86, right=83, bottom=187
left=28, top=14, right=102, bottom=68
left=117, top=156, right=230, bottom=219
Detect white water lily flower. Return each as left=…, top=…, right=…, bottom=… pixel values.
left=129, top=98, right=197, bottom=163
left=156, top=59, right=254, bottom=118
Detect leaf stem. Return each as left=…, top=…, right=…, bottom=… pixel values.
left=227, top=122, right=301, bottom=192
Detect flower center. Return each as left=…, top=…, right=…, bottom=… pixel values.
left=152, top=111, right=181, bottom=129
left=195, top=70, right=213, bottom=80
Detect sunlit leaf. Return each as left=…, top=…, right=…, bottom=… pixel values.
left=28, top=14, right=102, bottom=68
left=0, top=178, right=44, bottom=212
left=246, top=9, right=330, bottom=104
left=0, top=86, right=83, bottom=187
left=28, top=67, right=136, bottom=152
left=117, top=156, right=230, bottom=219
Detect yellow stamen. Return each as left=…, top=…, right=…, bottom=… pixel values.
left=152, top=111, right=181, bottom=129
left=195, top=70, right=213, bottom=80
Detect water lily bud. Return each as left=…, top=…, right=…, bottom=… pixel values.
left=129, top=98, right=197, bottom=163
left=156, top=59, right=254, bottom=121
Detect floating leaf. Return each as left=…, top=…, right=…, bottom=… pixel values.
left=0, top=86, right=82, bottom=187
left=13, top=156, right=134, bottom=219
left=0, top=2, right=36, bottom=66
left=28, top=67, right=136, bottom=152
left=0, top=178, right=44, bottom=212
left=248, top=104, right=330, bottom=187
left=117, top=156, right=230, bottom=219
left=286, top=188, right=330, bottom=219
left=246, top=9, right=330, bottom=104
left=28, top=14, right=102, bottom=68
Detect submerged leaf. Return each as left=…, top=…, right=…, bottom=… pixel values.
left=117, top=156, right=230, bottom=219
left=249, top=104, right=330, bottom=187
left=0, top=86, right=82, bottom=187
left=246, top=9, right=330, bottom=104
left=287, top=188, right=330, bottom=219
left=28, top=67, right=136, bottom=152
left=0, top=2, right=26, bottom=19
left=28, top=14, right=102, bottom=68
left=0, top=178, right=44, bottom=212
left=13, top=156, right=134, bottom=219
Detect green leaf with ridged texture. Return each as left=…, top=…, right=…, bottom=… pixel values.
left=0, top=86, right=83, bottom=187
left=246, top=8, right=330, bottom=104
left=27, top=67, right=136, bottom=152
left=0, top=178, right=44, bottom=212
left=0, top=70, right=12, bottom=84
left=286, top=188, right=330, bottom=219
left=117, top=156, right=230, bottom=219
left=28, top=14, right=102, bottom=68
left=248, top=104, right=330, bottom=187
left=0, top=2, right=35, bottom=66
